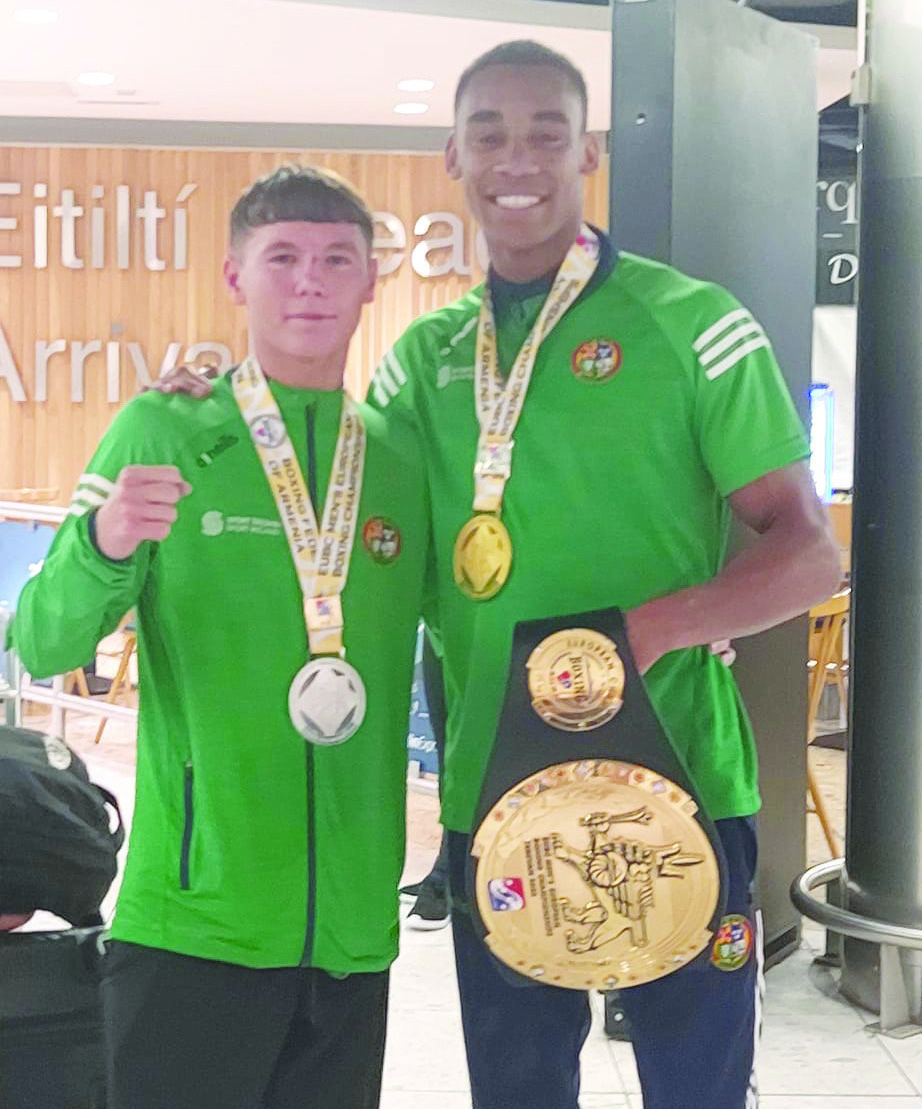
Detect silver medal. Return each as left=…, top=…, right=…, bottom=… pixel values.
left=288, top=657, right=366, bottom=745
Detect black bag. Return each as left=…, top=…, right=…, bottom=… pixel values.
left=0, top=926, right=108, bottom=1109
left=0, top=724, right=123, bottom=926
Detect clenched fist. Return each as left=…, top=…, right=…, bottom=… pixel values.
left=95, top=465, right=192, bottom=561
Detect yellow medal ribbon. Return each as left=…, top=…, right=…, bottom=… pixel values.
left=232, top=356, right=366, bottom=658
left=453, top=225, right=601, bottom=601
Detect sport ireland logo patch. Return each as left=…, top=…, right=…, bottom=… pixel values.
left=200, top=511, right=281, bottom=538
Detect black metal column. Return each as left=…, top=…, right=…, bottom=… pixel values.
left=841, top=0, right=922, bottom=1012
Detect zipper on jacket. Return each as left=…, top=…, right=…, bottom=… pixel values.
left=301, top=403, right=318, bottom=964
left=179, top=761, right=194, bottom=891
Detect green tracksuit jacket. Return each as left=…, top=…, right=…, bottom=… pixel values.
left=12, top=374, right=430, bottom=972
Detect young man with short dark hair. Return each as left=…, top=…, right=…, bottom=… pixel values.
left=11, top=164, right=430, bottom=1109
left=367, top=40, right=840, bottom=1109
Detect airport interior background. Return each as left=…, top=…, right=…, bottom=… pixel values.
left=3, top=0, right=922, bottom=1105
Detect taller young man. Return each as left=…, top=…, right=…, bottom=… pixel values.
left=11, top=166, right=430, bottom=1109
left=368, top=41, right=840, bottom=1109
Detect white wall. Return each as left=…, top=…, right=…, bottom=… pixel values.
left=812, top=305, right=857, bottom=491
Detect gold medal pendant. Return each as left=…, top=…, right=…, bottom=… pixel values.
left=453, top=514, right=513, bottom=601
left=471, top=759, right=720, bottom=990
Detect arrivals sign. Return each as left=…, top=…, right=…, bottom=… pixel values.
left=0, top=176, right=487, bottom=403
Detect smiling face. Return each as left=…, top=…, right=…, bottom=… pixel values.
left=224, top=220, right=376, bottom=387
left=446, top=63, right=599, bottom=281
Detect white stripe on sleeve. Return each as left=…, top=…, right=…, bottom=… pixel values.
left=75, top=472, right=115, bottom=499
left=705, top=336, right=771, bottom=381
left=697, top=322, right=765, bottom=368
left=385, top=350, right=408, bottom=387
left=70, top=488, right=108, bottom=511
left=693, top=308, right=751, bottom=354
left=370, top=377, right=393, bottom=408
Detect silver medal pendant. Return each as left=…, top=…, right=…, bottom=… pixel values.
left=288, top=657, right=367, bottom=746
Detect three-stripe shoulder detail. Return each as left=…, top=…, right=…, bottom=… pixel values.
left=370, top=350, right=409, bottom=409
left=693, top=308, right=770, bottom=381
left=69, top=473, right=115, bottom=517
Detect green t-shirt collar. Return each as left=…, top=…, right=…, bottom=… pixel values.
left=488, top=225, right=618, bottom=375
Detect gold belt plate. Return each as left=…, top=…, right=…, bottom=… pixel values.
left=527, top=629, right=625, bottom=732
left=471, top=759, right=720, bottom=990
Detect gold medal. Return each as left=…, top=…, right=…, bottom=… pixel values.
left=527, top=629, right=625, bottom=731
left=458, top=228, right=601, bottom=600
left=471, top=759, right=720, bottom=990
left=453, top=515, right=513, bottom=601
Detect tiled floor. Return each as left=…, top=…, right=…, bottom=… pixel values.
left=18, top=701, right=922, bottom=1108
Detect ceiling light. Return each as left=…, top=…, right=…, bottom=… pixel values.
left=13, top=8, right=58, bottom=23
left=394, top=102, right=429, bottom=116
left=397, top=79, right=434, bottom=93
left=77, top=71, right=116, bottom=87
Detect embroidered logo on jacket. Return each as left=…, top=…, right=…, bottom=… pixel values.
left=195, top=434, right=240, bottom=468
left=362, top=516, right=402, bottom=564
left=200, top=511, right=282, bottom=538
left=570, top=339, right=622, bottom=383
left=436, top=365, right=476, bottom=389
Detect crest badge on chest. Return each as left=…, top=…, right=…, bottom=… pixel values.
left=570, top=339, right=622, bottom=383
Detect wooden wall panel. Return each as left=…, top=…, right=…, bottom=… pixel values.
left=0, top=146, right=609, bottom=503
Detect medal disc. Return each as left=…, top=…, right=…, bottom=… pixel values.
left=527, top=629, right=625, bottom=732
left=471, top=759, right=720, bottom=990
left=288, top=658, right=366, bottom=745
left=453, top=515, right=513, bottom=601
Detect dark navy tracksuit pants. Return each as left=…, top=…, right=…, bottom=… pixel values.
left=448, top=816, right=762, bottom=1109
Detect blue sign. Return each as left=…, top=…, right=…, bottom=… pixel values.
left=0, top=520, right=56, bottom=609
left=407, top=625, right=439, bottom=776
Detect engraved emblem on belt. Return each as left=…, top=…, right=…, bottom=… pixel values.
left=527, top=629, right=625, bottom=731
left=553, top=807, right=703, bottom=956
left=471, top=760, right=720, bottom=990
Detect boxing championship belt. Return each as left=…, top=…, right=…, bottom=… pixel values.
left=468, top=607, right=727, bottom=991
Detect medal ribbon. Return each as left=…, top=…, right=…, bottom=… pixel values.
left=473, top=224, right=600, bottom=513
left=232, top=356, right=366, bottom=657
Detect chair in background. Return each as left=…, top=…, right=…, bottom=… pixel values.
left=806, top=589, right=851, bottom=857
left=64, top=668, right=90, bottom=697
left=93, top=616, right=137, bottom=745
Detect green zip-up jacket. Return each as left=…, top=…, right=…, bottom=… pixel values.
left=12, top=374, right=430, bottom=972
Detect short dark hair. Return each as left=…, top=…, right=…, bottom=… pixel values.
left=454, top=40, right=588, bottom=130
left=230, top=164, right=374, bottom=249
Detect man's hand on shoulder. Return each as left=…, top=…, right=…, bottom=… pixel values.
left=95, top=465, right=191, bottom=561
left=145, top=363, right=218, bottom=399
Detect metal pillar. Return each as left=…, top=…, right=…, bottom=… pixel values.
left=841, top=0, right=922, bottom=1015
